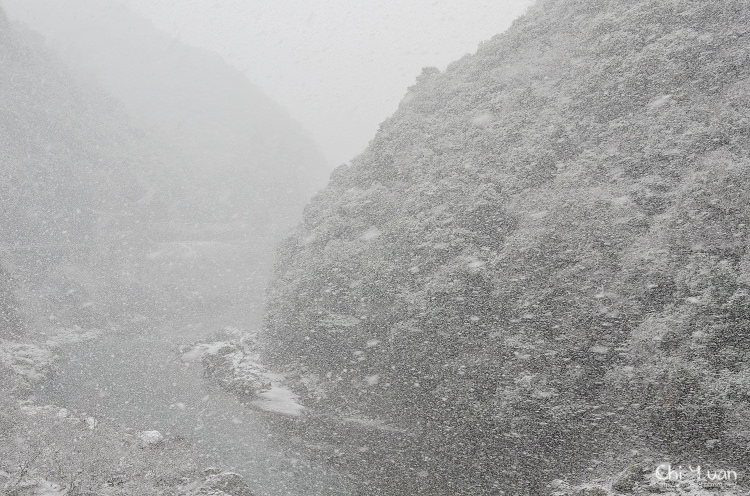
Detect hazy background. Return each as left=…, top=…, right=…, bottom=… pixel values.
left=113, top=0, right=534, bottom=166
left=0, top=3, right=535, bottom=492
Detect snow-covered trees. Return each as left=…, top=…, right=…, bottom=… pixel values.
left=262, top=0, right=750, bottom=493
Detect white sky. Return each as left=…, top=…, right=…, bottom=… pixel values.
left=115, top=0, right=534, bottom=166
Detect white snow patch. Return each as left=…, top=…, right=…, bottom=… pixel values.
left=31, top=480, right=66, bottom=495
left=648, top=94, right=672, bottom=108
left=251, top=386, right=305, bottom=416
left=529, top=210, right=549, bottom=220
left=179, top=341, right=232, bottom=363
left=85, top=416, right=97, bottom=430
left=471, top=111, right=494, bottom=128
left=467, top=259, right=486, bottom=269
left=360, top=226, right=382, bottom=241
left=532, top=390, right=555, bottom=399
left=137, top=430, right=164, bottom=447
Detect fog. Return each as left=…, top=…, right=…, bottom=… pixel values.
left=25, top=0, right=533, bottom=166
left=7, top=1, right=743, bottom=495
left=0, top=1, right=532, bottom=494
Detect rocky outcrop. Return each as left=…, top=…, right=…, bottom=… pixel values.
left=0, top=327, right=101, bottom=382
left=196, top=471, right=256, bottom=496
left=181, top=329, right=305, bottom=416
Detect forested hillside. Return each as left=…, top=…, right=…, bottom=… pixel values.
left=1, top=9, right=214, bottom=493
left=4, top=0, right=331, bottom=329
left=0, top=11, right=157, bottom=244
left=4, top=0, right=329, bottom=231
left=0, top=8, right=169, bottom=330
left=2, top=0, right=330, bottom=329
left=263, top=0, right=750, bottom=493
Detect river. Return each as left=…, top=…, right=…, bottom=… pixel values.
left=36, top=324, right=354, bottom=496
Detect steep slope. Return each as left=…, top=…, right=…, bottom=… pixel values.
left=0, top=14, right=152, bottom=244
left=3, top=0, right=329, bottom=230
left=3, top=0, right=330, bottom=327
left=1, top=8, right=176, bottom=329
left=263, top=0, right=750, bottom=493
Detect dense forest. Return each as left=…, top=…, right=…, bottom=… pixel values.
left=260, top=0, right=750, bottom=493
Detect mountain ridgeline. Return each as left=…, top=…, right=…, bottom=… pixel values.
left=0, top=11, right=150, bottom=245
left=1, top=0, right=329, bottom=331
left=1, top=7, right=169, bottom=331
left=3, top=0, right=329, bottom=230
left=263, top=0, right=750, bottom=493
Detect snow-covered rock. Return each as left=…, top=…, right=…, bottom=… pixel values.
left=2, top=478, right=67, bottom=496
left=178, top=470, right=256, bottom=496
left=0, top=327, right=103, bottom=383
left=137, top=429, right=164, bottom=447
left=181, top=329, right=304, bottom=417
left=0, top=340, right=54, bottom=381
left=199, top=472, right=255, bottom=496
left=251, top=385, right=304, bottom=416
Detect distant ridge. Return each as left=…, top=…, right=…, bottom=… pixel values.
left=4, top=0, right=329, bottom=229
left=4, top=0, right=332, bottom=328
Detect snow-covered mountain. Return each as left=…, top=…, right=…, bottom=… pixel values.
left=261, top=0, right=750, bottom=493
left=4, top=0, right=329, bottom=229
left=1, top=7, right=263, bottom=494
left=2, top=0, right=332, bottom=330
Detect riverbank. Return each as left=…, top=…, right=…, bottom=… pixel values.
left=0, top=330, right=258, bottom=496
left=33, top=324, right=353, bottom=496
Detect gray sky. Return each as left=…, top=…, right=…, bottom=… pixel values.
left=116, top=0, right=534, bottom=166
